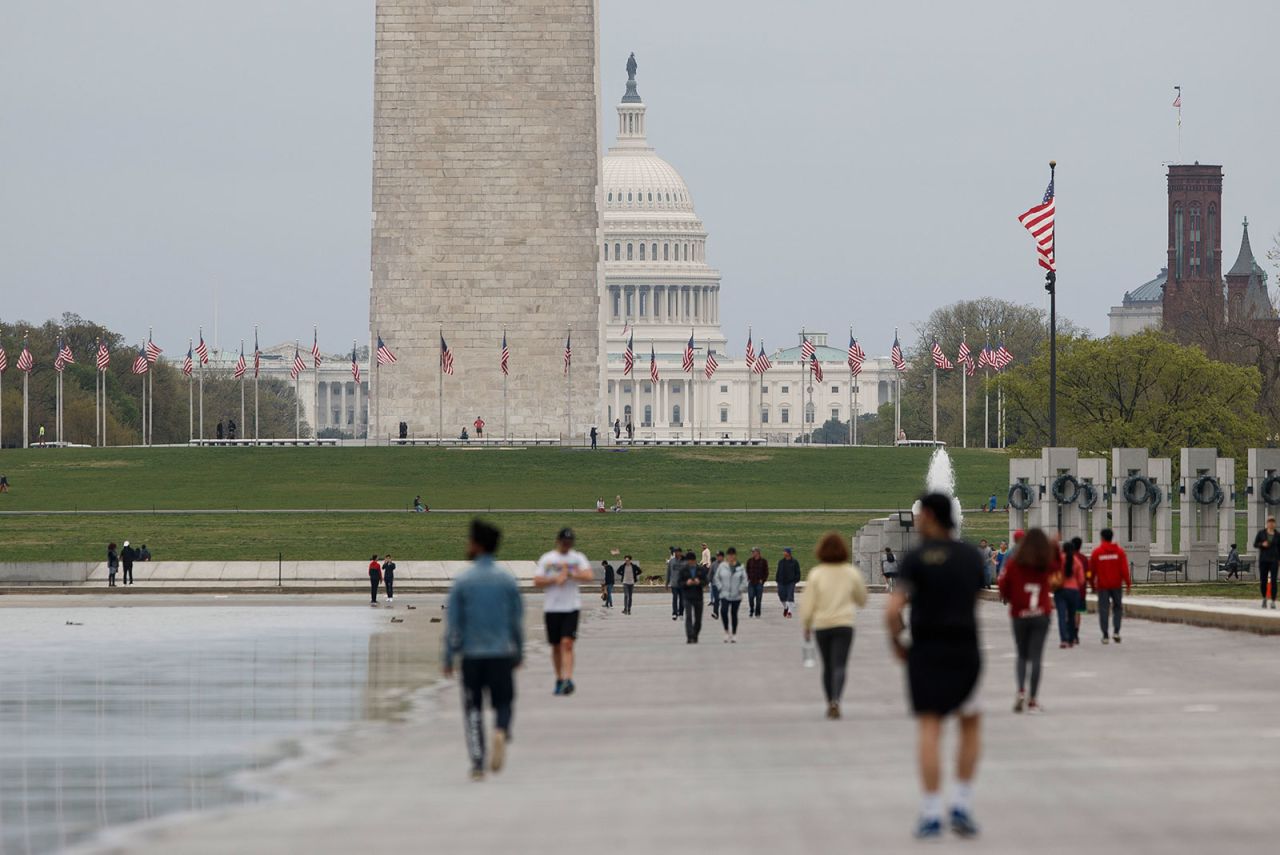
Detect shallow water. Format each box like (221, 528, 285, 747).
(0, 603, 427, 855)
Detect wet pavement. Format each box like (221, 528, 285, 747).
(92, 591, 1280, 855)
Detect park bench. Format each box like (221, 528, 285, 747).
(1146, 558, 1186, 582)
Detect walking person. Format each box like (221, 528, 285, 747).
(1089, 528, 1131, 643)
(881, 546, 899, 592)
(713, 548, 748, 642)
(367, 554, 382, 607)
(533, 528, 594, 696)
(745, 547, 769, 617)
(800, 532, 869, 719)
(443, 520, 523, 781)
(776, 547, 801, 618)
(601, 559, 615, 609)
(1054, 540, 1086, 648)
(382, 554, 397, 603)
(666, 546, 684, 620)
(121, 541, 136, 586)
(884, 493, 985, 839)
(613, 418, 621, 441)
(1254, 516, 1279, 609)
(107, 542, 119, 587)
(589, 426, 598, 449)
(678, 550, 709, 643)
(618, 555, 641, 614)
(998, 528, 1058, 713)
(0, 474, 9, 493)
(705, 546, 720, 619)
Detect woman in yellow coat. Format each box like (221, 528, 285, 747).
(799, 532, 869, 719)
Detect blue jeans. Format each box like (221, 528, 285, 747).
(604, 583, 614, 607)
(1054, 588, 1079, 643)
(747, 583, 764, 616)
(777, 582, 796, 609)
(710, 584, 720, 614)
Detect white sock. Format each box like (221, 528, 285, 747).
(920, 793, 943, 822)
(951, 782, 973, 813)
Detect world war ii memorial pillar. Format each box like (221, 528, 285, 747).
(1179, 448, 1226, 581)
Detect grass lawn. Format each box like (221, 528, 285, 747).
(0, 510, 1014, 565)
(1135, 583, 1263, 599)
(0, 446, 1010, 512)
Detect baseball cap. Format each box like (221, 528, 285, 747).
(557, 527, 576, 542)
(783, 547, 792, 554)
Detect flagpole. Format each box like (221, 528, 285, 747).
(93, 341, 99, 447)
(188, 339, 193, 443)
(253, 326, 259, 444)
(1046, 160, 1058, 448)
(437, 328, 443, 444)
(747, 326, 753, 443)
(984, 364, 990, 449)
(147, 327, 153, 446)
(141, 357, 147, 446)
(22, 365, 28, 449)
(567, 324, 573, 444)
(240, 339, 246, 443)
(502, 328, 508, 444)
(198, 327, 204, 442)
(294, 341, 301, 441)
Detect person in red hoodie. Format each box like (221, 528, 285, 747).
(997, 528, 1059, 713)
(1089, 528, 1131, 644)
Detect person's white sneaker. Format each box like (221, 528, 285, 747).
(723, 633, 730, 643)
(731, 635, 737, 644)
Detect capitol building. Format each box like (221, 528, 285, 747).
(601, 59, 899, 441)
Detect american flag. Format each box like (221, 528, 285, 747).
(501, 332, 510, 376)
(745, 333, 756, 373)
(682, 333, 694, 373)
(977, 344, 993, 369)
(1017, 178, 1056, 272)
(753, 341, 772, 374)
(0, 346, 6, 373)
(931, 340, 954, 370)
(253, 331, 261, 378)
(376, 335, 397, 366)
(131, 345, 149, 375)
(440, 335, 454, 375)
(650, 344, 659, 383)
(182, 346, 193, 377)
(800, 335, 815, 362)
(311, 330, 322, 368)
(289, 347, 305, 381)
(145, 336, 162, 363)
(890, 334, 906, 372)
(233, 344, 247, 380)
(195, 333, 209, 365)
(16, 339, 33, 372)
(994, 342, 1013, 370)
(622, 331, 634, 376)
(704, 349, 719, 380)
(55, 338, 75, 372)
(351, 345, 361, 383)
(957, 341, 972, 366)
(809, 354, 824, 382)
(847, 335, 864, 376)
(97, 340, 110, 371)
(563, 330, 572, 375)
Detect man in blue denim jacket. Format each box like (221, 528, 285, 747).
(443, 520, 524, 780)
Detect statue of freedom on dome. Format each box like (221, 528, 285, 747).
(626, 52, 637, 80)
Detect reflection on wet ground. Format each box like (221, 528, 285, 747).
(0, 598, 443, 855)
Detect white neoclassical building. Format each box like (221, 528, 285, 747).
(601, 60, 900, 442)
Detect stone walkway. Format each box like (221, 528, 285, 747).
(106, 594, 1278, 855)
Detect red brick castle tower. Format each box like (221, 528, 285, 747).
(1162, 164, 1223, 343)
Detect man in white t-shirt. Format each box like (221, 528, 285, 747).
(534, 527, 595, 696)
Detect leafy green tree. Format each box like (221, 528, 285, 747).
(1001, 330, 1264, 458)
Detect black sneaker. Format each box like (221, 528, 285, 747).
(950, 808, 980, 838)
(561, 680, 576, 696)
(554, 679, 565, 695)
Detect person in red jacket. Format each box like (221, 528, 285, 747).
(997, 528, 1059, 713)
(1088, 528, 1131, 644)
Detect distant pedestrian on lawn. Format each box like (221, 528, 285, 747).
(1223, 543, 1242, 579)
(589, 426, 598, 449)
(998, 528, 1057, 713)
(443, 519, 523, 781)
(139, 544, 152, 561)
(885, 493, 985, 840)
(382, 554, 397, 603)
(1254, 516, 1279, 609)
(618, 555, 641, 614)
(228, 419, 237, 440)
(1089, 528, 1131, 642)
(601, 559, 615, 608)
(625, 422, 634, 441)
(1055, 540, 1085, 648)
(881, 546, 898, 592)
(613, 495, 623, 513)
(666, 546, 684, 620)
(776, 547, 801, 618)
(613, 418, 621, 440)
(714, 548, 747, 642)
(987, 494, 997, 513)
(120, 541, 136, 586)
(367, 555, 382, 606)
(0, 474, 9, 493)
(534, 528, 594, 696)
(216, 421, 224, 440)
(473, 416, 485, 438)
(107, 542, 119, 587)
(800, 532, 869, 719)
(596, 497, 606, 513)
(745, 547, 769, 617)
(413, 495, 427, 513)
(678, 550, 709, 643)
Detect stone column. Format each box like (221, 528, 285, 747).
(613, 379, 621, 428)
(341, 381, 349, 433)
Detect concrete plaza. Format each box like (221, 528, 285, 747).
(109, 593, 1277, 855)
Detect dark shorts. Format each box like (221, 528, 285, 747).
(907, 641, 982, 716)
(544, 611, 580, 645)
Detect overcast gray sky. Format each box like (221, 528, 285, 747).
(3, 1, 1278, 356)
